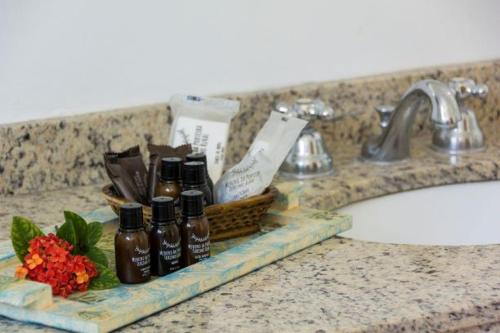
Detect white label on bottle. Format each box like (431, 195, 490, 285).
(160, 239, 181, 262)
(132, 246, 151, 277)
(188, 233, 210, 261)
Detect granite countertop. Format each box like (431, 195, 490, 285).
(1, 128, 499, 332)
(1, 59, 499, 332)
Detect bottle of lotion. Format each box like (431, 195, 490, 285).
(180, 190, 210, 267)
(149, 196, 181, 276)
(155, 157, 182, 206)
(115, 203, 151, 284)
(182, 162, 213, 206)
(186, 152, 214, 199)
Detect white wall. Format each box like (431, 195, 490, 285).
(1, 0, 500, 124)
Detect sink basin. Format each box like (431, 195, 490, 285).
(338, 181, 500, 246)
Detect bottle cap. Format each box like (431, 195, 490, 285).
(182, 161, 206, 186)
(151, 196, 176, 224)
(181, 190, 205, 217)
(160, 157, 182, 181)
(186, 152, 208, 164)
(119, 202, 144, 230)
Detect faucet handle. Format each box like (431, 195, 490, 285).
(375, 105, 395, 129)
(293, 98, 336, 120)
(274, 98, 336, 121)
(275, 98, 364, 122)
(449, 77, 488, 101)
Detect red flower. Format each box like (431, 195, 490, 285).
(15, 234, 99, 297)
(15, 265, 28, 279)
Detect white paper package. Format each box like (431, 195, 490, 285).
(214, 111, 308, 203)
(168, 95, 240, 182)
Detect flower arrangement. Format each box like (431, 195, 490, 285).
(11, 211, 119, 297)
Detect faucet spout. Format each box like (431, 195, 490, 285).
(361, 80, 462, 162)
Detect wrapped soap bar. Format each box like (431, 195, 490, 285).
(214, 112, 308, 203)
(168, 95, 240, 183)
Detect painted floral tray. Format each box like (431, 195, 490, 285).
(0, 206, 351, 333)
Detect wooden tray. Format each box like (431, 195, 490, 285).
(0, 206, 351, 333)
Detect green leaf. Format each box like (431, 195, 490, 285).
(89, 263, 120, 290)
(86, 222, 103, 247)
(11, 216, 45, 262)
(64, 211, 88, 253)
(56, 220, 77, 248)
(85, 246, 108, 267)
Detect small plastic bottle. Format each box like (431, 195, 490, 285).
(155, 157, 182, 207)
(149, 197, 181, 276)
(115, 203, 151, 284)
(182, 161, 213, 206)
(186, 152, 214, 198)
(180, 190, 210, 267)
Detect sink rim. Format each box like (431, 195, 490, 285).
(336, 180, 500, 246)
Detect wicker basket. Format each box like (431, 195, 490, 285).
(102, 184, 277, 241)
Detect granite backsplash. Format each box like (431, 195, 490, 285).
(1, 59, 499, 196)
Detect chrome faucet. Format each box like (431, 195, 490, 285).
(361, 78, 487, 162)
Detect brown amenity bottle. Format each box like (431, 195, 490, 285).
(155, 157, 182, 207)
(115, 203, 151, 284)
(180, 190, 210, 267)
(186, 152, 214, 199)
(149, 196, 181, 276)
(182, 161, 213, 206)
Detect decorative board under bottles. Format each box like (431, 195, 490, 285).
(0, 206, 351, 333)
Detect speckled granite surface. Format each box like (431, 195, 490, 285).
(1, 129, 500, 332)
(0, 104, 170, 195)
(0, 184, 106, 243)
(1, 60, 500, 332)
(1, 60, 499, 195)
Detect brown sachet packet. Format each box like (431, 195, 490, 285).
(147, 144, 192, 203)
(104, 155, 141, 202)
(104, 145, 149, 204)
